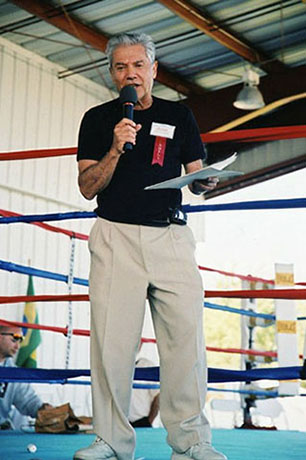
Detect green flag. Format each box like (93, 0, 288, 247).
(16, 275, 41, 368)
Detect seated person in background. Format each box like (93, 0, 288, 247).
(129, 354, 160, 428)
(0, 325, 52, 430)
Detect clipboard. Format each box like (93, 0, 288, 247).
(145, 153, 243, 190)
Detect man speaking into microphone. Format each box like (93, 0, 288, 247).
(119, 85, 138, 151)
(75, 33, 226, 460)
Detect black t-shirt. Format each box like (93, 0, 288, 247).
(77, 96, 205, 224)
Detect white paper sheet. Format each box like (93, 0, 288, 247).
(145, 153, 242, 190)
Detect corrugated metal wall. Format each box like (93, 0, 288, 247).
(0, 36, 112, 415)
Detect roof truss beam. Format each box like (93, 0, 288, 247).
(10, 0, 205, 96)
(158, 0, 287, 73)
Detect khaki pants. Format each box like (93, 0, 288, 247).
(89, 218, 211, 460)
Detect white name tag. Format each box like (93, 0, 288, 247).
(150, 122, 176, 139)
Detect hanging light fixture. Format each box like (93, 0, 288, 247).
(233, 68, 265, 110)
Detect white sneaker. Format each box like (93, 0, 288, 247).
(74, 436, 117, 460)
(171, 442, 227, 460)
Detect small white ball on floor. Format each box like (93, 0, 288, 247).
(27, 443, 37, 453)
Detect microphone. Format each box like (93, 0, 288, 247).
(119, 85, 138, 151)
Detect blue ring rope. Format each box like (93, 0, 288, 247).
(0, 260, 88, 286)
(207, 387, 279, 397)
(2, 259, 305, 320)
(204, 302, 275, 321)
(0, 211, 96, 224)
(183, 198, 306, 213)
(1, 198, 306, 224)
(63, 382, 161, 389)
(66, 384, 279, 396)
(0, 365, 303, 384)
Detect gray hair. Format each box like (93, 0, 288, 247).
(106, 32, 156, 67)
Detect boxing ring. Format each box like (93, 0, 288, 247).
(1, 125, 306, 459)
(1, 427, 306, 460)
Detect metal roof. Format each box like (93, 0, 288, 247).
(0, 0, 305, 101)
(0, 0, 306, 196)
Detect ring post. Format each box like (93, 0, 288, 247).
(275, 263, 299, 395)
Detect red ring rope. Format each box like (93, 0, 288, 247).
(4, 319, 301, 359)
(1, 289, 306, 304)
(1, 126, 305, 160)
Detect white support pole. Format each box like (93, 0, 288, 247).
(274, 263, 299, 395)
(65, 236, 76, 369)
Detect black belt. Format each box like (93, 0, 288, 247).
(141, 219, 170, 227)
(141, 208, 187, 227)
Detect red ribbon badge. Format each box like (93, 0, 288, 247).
(152, 136, 166, 167)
